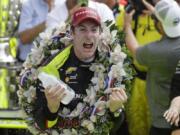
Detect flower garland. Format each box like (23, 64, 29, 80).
(17, 21, 134, 135)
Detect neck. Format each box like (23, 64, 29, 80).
(81, 56, 95, 63)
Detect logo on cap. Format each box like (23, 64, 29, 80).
(72, 7, 101, 26)
(173, 17, 180, 26)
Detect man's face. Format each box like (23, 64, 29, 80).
(72, 20, 101, 61)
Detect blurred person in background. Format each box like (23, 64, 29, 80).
(17, 0, 61, 62)
(46, 0, 115, 29)
(124, 0, 180, 135)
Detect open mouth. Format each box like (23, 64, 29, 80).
(83, 43, 93, 49)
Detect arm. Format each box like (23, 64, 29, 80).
(19, 22, 46, 44)
(34, 84, 66, 129)
(124, 10, 139, 57)
(18, 0, 54, 44)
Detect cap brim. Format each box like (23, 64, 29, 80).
(73, 16, 101, 27)
(162, 23, 180, 38)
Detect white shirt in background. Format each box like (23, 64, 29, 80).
(46, 0, 115, 29)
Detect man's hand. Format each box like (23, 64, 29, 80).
(164, 107, 180, 126)
(163, 96, 180, 126)
(44, 84, 66, 113)
(124, 9, 135, 29)
(108, 88, 128, 112)
(142, 0, 155, 15)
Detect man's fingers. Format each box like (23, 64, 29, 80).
(164, 110, 169, 117)
(175, 116, 180, 126)
(142, 0, 155, 13)
(130, 9, 135, 16)
(164, 109, 180, 126)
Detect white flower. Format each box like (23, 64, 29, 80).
(60, 37, 72, 46)
(31, 68, 39, 80)
(90, 63, 105, 73)
(110, 45, 127, 64)
(84, 87, 96, 106)
(108, 64, 126, 80)
(23, 58, 33, 69)
(39, 30, 53, 43)
(100, 23, 111, 45)
(53, 22, 67, 36)
(90, 115, 97, 123)
(114, 44, 121, 53)
(51, 130, 59, 135)
(70, 103, 85, 117)
(17, 89, 24, 100)
(23, 86, 36, 103)
(94, 100, 107, 116)
(81, 120, 94, 133)
(61, 107, 71, 116)
(26, 46, 44, 66)
(111, 30, 118, 43)
(90, 77, 100, 91)
(99, 23, 117, 50)
(62, 130, 72, 135)
(50, 49, 59, 55)
(91, 74, 105, 90)
(71, 129, 78, 135)
(29, 47, 44, 65)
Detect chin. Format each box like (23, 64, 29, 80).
(82, 53, 94, 61)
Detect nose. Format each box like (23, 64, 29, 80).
(84, 30, 94, 39)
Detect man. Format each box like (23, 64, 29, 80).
(17, 0, 60, 62)
(46, 0, 115, 29)
(124, 0, 180, 135)
(31, 7, 128, 134)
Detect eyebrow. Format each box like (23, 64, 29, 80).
(78, 24, 99, 28)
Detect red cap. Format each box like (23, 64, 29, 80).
(72, 7, 101, 26)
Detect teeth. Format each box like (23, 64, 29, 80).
(83, 43, 93, 48)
